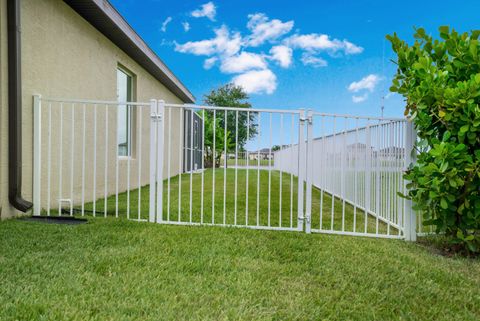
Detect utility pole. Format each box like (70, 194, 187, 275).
(381, 95, 385, 118)
(381, 38, 385, 119)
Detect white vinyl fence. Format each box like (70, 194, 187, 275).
(33, 95, 417, 240)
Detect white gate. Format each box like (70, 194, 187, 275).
(33, 96, 416, 240)
(157, 102, 304, 232)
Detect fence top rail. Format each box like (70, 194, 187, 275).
(311, 111, 407, 122)
(39, 97, 151, 107)
(37, 96, 408, 121)
(165, 103, 302, 114)
(312, 119, 407, 142)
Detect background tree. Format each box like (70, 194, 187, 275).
(388, 26, 480, 254)
(201, 111, 235, 168)
(203, 84, 257, 151)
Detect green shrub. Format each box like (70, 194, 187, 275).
(388, 26, 480, 253)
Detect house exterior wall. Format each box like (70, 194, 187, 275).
(1, 0, 188, 219)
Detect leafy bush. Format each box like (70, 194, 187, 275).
(388, 26, 480, 253)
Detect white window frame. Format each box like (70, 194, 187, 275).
(117, 66, 135, 159)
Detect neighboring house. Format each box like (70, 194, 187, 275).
(248, 148, 274, 160)
(378, 146, 405, 160)
(0, 0, 195, 219)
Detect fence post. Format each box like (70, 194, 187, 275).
(304, 110, 313, 233)
(365, 121, 371, 213)
(33, 94, 42, 216)
(297, 109, 306, 232)
(156, 100, 165, 223)
(149, 99, 157, 223)
(403, 120, 417, 241)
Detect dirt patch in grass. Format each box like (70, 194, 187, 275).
(417, 235, 479, 259)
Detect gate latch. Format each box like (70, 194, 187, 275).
(298, 214, 311, 223)
(150, 113, 162, 121)
(299, 114, 313, 125)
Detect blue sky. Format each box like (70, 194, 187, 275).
(110, 0, 480, 119)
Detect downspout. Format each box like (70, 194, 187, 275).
(7, 0, 32, 212)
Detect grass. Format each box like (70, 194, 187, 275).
(222, 158, 273, 166)
(1, 218, 479, 320)
(76, 169, 396, 236)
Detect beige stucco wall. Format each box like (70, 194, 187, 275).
(1, 0, 189, 218)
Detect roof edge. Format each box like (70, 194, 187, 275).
(64, 0, 195, 103)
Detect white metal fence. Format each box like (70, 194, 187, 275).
(32, 96, 165, 222)
(275, 112, 416, 239)
(33, 95, 417, 240)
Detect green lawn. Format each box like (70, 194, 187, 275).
(1, 218, 479, 320)
(77, 169, 396, 236)
(221, 158, 273, 167)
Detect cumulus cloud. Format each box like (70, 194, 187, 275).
(245, 13, 294, 47)
(220, 52, 267, 73)
(301, 53, 327, 67)
(233, 69, 277, 94)
(343, 40, 364, 54)
(269, 45, 292, 68)
(286, 33, 363, 55)
(174, 25, 241, 57)
(174, 9, 365, 96)
(182, 22, 190, 32)
(348, 74, 381, 93)
(203, 57, 218, 69)
(348, 74, 382, 103)
(191, 2, 216, 21)
(352, 93, 368, 103)
(161, 17, 172, 32)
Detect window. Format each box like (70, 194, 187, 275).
(117, 67, 134, 157)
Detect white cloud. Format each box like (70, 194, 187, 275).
(286, 33, 363, 55)
(203, 57, 218, 69)
(246, 13, 294, 47)
(191, 2, 216, 21)
(220, 52, 267, 73)
(174, 12, 365, 96)
(232, 69, 277, 94)
(301, 53, 327, 67)
(348, 74, 381, 93)
(161, 17, 172, 32)
(348, 74, 382, 103)
(269, 45, 292, 68)
(182, 22, 190, 32)
(174, 25, 242, 56)
(352, 93, 368, 103)
(343, 40, 364, 54)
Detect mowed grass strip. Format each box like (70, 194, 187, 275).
(79, 169, 397, 235)
(0, 218, 479, 320)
